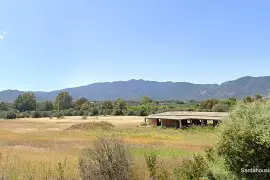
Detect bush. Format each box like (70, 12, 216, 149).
(79, 136, 132, 180)
(31, 111, 42, 118)
(90, 108, 99, 116)
(79, 110, 85, 116)
(42, 111, 52, 117)
(0, 111, 7, 119)
(144, 148, 158, 179)
(54, 111, 64, 119)
(5, 110, 17, 119)
(138, 109, 148, 116)
(212, 103, 229, 112)
(173, 155, 209, 180)
(204, 148, 237, 180)
(102, 109, 112, 116)
(23, 111, 31, 118)
(62, 109, 73, 116)
(127, 109, 135, 116)
(216, 100, 270, 179)
(112, 109, 124, 116)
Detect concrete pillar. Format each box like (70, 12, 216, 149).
(144, 118, 146, 125)
(179, 120, 182, 129)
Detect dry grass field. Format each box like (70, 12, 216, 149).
(0, 116, 218, 179)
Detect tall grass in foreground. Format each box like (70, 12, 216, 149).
(0, 150, 79, 180)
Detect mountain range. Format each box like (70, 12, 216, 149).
(1, 76, 270, 102)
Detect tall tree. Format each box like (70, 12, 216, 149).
(199, 99, 218, 110)
(114, 99, 127, 110)
(74, 98, 89, 110)
(0, 102, 9, 111)
(37, 101, 54, 111)
(141, 96, 153, 105)
(55, 92, 73, 110)
(14, 93, 37, 112)
(102, 101, 114, 109)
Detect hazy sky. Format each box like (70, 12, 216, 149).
(0, 0, 270, 91)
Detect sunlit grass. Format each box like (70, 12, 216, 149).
(0, 117, 218, 179)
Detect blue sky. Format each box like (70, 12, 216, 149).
(0, 0, 270, 91)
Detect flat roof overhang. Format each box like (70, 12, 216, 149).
(146, 111, 229, 121)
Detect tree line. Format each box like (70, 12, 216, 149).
(0, 92, 264, 119)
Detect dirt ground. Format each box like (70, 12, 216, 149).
(0, 116, 145, 132)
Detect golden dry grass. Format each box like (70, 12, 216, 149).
(0, 116, 217, 179)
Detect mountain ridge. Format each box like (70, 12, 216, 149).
(1, 76, 270, 102)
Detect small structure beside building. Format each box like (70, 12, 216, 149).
(145, 111, 229, 129)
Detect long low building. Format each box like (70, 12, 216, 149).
(145, 111, 229, 129)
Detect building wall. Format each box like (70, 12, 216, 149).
(162, 119, 177, 128)
(151, 119, 158, 126)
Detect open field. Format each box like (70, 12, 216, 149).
(0, 116, 218, 179)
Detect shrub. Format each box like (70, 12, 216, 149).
(62, 109, 73, 116)
(42, 111, 52, 117)
(17, 112, 31, 118)
(16, 113, 24, 118)
(72, 110, 78, 116)
(79, 136, 132, 180)
(5, 110, 16, 119)
(78, 110, 85, 116)
(127, 109, 135, 116)
(23, 111, 30, 118)
(90, 108, 99, 116)
(204, 148, 237, 180)
(31, 111, 42, 118)
(138, 109, 148, 116)
(102, 109, 112, 116)
(54, 111, 64, 119)
(112, 109, 124, 116)
(144, 148, 158, 179)
(212, 103, 229, 112)
(216, 100, 270, 179)
(0, 111, 7, 119)
(173, 155, 209, 180)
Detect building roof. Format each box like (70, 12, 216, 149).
(147, 111, 229, 121)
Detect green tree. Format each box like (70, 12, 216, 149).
(37, 101, 54, 111)
(141, 96, 153, 105)
(199, 99, 218, 110)
(74, 98, 89, 110)
(228, 97, 237, 107)
(55, 92, 73, 110)
(14, 93, 37, 112)
(81, 102, 91, 111)
(243, 96, 253, 103)
(254, 94, 263, 101)
(212, 103, 229, 112)
(0, 102, 9, 111)
(216, 100, 270, 179)
(102, 101, 114, 110)
(114, 99, 127, 110)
